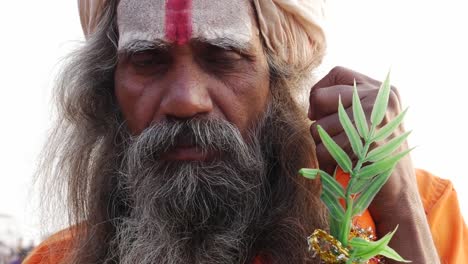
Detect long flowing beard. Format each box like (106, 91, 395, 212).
(113, 117, 270, 264)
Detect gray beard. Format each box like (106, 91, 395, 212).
(112, 117, 270, 264)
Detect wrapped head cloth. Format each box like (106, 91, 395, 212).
(78, 0, 326, 71)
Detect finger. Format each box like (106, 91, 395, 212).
(311, 105, 369, 144)
(310, 113, 343, 145)
(309, 85, 353, 120)
(312, 66, 381, 90)
(309, 85, 375, 120)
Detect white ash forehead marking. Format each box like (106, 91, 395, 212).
(117, 0, 166, 48)
(117, 0, 253, 49)
(191, 0, 252, 46)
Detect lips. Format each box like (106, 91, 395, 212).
(163, 145, 213, 161)
(162, 134, 215, 161)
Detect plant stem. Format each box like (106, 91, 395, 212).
(354, 126, 375, 172)
(339, 127, 376, 246)
(340, 198, 353, 246)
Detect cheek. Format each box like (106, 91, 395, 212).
(214, 70, 270, 136)
(114, 66, 162, 134)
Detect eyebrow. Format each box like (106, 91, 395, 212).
(118, 39, 171, 54)
(118, 37, 255, 55)
(193, 37, 254, 54)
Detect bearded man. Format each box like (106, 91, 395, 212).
(25, 0, 467, 263)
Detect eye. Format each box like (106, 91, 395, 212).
(129, 50, 169, 68)
(198, 48, 246, 74)
(208, 49, 243, 62)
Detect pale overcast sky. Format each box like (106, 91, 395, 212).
(1, 1, 467, 243)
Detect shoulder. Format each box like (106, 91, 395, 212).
(415, 168, 468, 263)
(23, 228, 75, 264)
(414, 168, 452, 214)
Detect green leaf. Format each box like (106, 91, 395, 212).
(321, 171, 346, 198)
(338, 96, 364, 158)
(352, 80, 369, 140)
(356, 148, 413, 179)
(299, 169, 345, 198)
(372, 108, 408, 142)
(352, 169, 393, 216)
(339, 206, 353, 246)
(349, 237, 371, 247)
(329, 215, 342, 239)
(370, 71, 392, 127)
(320, 188, 345, 220)
(380, 245, 412, 262)
(317, 125, 353, 173)
(350, 237, 411, 262)
(350, 178, 372, 195)
(365, 131, 411, 162)
(348, 238, 381, 256)
(299, 168, 319, 179)
(349, 226, 398, 260)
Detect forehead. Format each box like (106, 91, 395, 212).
(117, 0, 253, 48)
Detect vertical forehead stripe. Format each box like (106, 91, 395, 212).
(165, 0, 193, 45)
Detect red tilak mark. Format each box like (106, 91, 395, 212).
(165, 0, 193, 45)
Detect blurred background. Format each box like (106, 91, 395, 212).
(0, 1, 467, 262)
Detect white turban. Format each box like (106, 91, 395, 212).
(78, 0, 326, 70)
(78, 0, 107, 38)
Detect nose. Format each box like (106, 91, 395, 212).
(159, 61, 213, 120)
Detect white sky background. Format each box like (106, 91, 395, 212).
(0, 1, 467, 243)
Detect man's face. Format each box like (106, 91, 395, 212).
(114, 0, 270, 161)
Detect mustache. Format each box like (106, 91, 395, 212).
(124, 118, 259, 164)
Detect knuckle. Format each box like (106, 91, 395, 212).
(329, 66, 346, 76)
(390, 85, 399, 93)
(380, 111, 400, 129)
(390, 86, 401, 99)
(330, 66, 352, 75)
(329, 66, 351, 82)
(309, 88, 323, 103)
(388, 89, 402, 110)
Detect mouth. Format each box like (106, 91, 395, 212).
(163, 144, 215, 162)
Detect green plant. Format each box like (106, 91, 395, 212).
(299, 73, 411, 263)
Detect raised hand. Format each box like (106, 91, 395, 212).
(308, 66, 439, 263)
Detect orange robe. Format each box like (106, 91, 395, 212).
(24, 169, 468, 263)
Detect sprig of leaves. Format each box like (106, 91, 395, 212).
(299, 72, 411, 263)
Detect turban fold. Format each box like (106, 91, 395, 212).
(253, 0, 326, 69)
(78, 0, 107, 38)
(78, 0, 326, 70)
